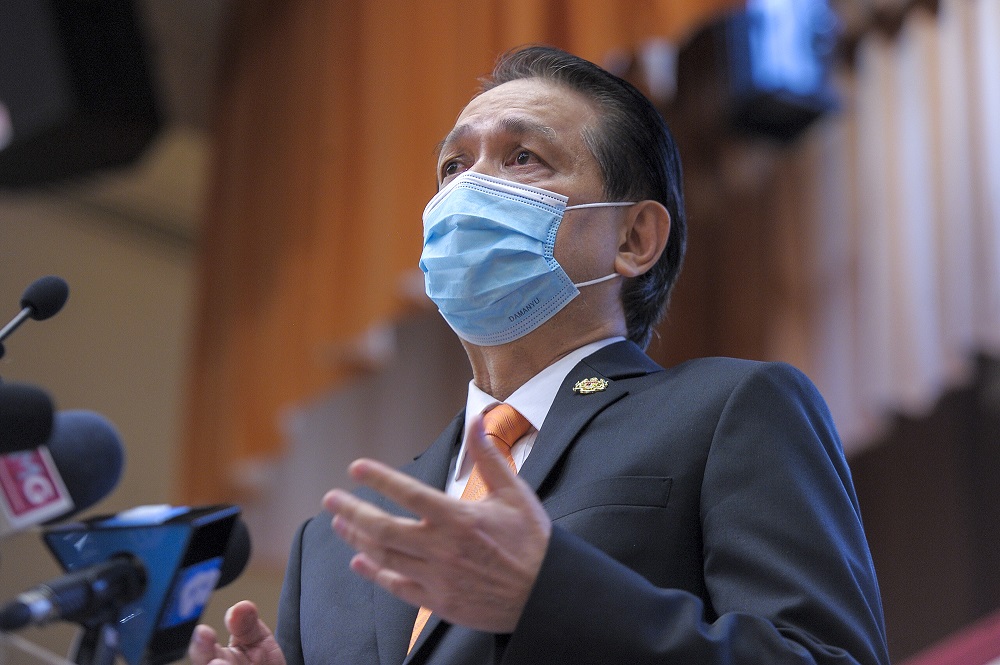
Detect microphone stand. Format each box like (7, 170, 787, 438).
(70, 610, 121, 665)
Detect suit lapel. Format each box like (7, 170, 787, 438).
(518, 340, 662, 494)
(376, 412, 463, 665)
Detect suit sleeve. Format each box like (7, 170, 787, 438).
(275, 519, 308, 665)
(503, 362, 889, 665)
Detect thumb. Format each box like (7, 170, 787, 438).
(225, 600, 271, 646)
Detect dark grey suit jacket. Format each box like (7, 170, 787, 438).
(275, 341, 889, 665)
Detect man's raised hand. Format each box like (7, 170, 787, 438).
(323, 413, 552, 633)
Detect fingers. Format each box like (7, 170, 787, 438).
(465, 413, 522, 495)
(189, 601, 285, 665)
(322, 412, 527, 561)
(322, 420, 553, 633)
(188, 624, 221, 665)
(323, 464, 463, 571)
(349, 552, 426, 607)
(324, 488, 427, 564)
(326, 413, 520, 524)
(225, 601, 271, 647)
(339, 458, 456, 523)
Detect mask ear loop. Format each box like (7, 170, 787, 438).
(574, 273, 620, 288)
(565, 201, 634, 288)
(564, 202, 633, 288)
(565, 201, 636, 210)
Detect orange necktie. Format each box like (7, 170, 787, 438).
(407, 403, 532, 653)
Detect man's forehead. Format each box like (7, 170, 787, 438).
(438, 116, 558, 153)
(437, 79, 598, 154)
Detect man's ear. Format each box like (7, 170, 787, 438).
(614, 200, 671, 278)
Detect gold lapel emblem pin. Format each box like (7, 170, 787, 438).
(573, 377, 609, 394)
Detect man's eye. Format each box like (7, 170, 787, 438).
(514, 150, 534, 165)
(442, 161, 461, 176)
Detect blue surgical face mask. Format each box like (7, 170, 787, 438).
(419, 171, 634, 346)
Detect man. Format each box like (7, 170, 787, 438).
(190, 45, 889, 665)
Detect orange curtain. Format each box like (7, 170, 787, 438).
(180, 0, 744, 504)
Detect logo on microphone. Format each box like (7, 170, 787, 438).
(159, 557, 223, 628)
(0, 448, 73, 526)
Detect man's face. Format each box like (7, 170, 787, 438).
(435, 78, 624, 285)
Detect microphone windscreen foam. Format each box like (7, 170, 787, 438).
(46, 410, 125, 520)
(20, 275, 69, 321)
(0, 382, 54, 454)
(217, 517, 252, 589)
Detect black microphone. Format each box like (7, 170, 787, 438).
(216, 514, 252, 589)
(0, 410, 125, 537)
(0, 554, 147, 630)
(0, 381, 54, 454)
(20, 275, 70, 321)
(42, 410, 126, 522)
(5, 505, 251, 665)
(0, 276, 70, 358)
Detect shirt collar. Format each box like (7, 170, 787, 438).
(459, 336, 624, 467)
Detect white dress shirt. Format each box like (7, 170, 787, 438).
(445, 337, 624, 498)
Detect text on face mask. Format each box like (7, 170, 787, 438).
(509, 297, 542, 323)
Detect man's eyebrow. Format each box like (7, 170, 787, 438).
(436, 117, 558, 156)
(435, 125, 469, 157)
(497, 116, 558, 142)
